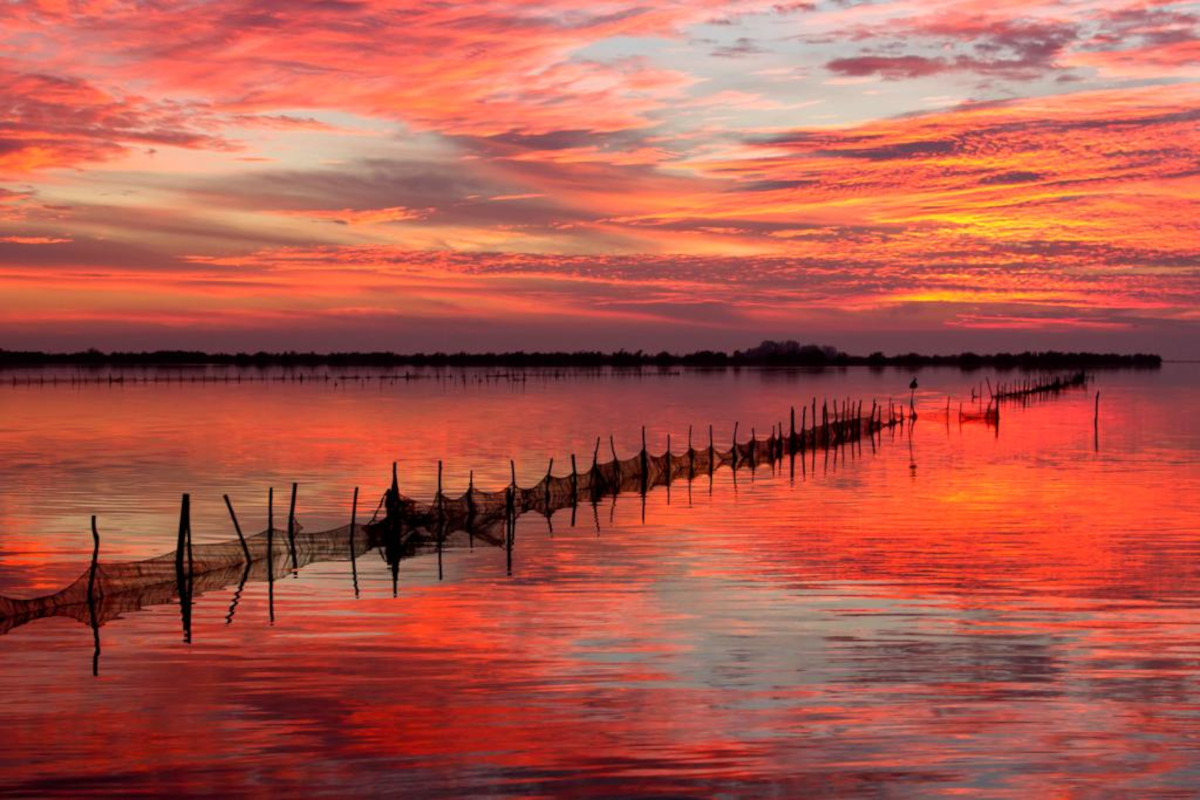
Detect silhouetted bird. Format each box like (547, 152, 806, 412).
(909, 377, 918, 390)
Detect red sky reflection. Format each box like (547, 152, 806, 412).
(0, 0, 1197, 354)
(1, 369, 1199, 795)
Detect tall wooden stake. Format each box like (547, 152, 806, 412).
(224, 494, 252, 563)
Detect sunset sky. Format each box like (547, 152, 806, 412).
(1, 0, 1197, 355)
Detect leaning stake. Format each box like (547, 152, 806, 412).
(223, 494, 252, 563)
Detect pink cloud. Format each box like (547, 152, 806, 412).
(0, 235, 71, 244)
(270, 206, 432, 225)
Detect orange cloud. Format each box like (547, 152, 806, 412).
(0, 235, 71, 244)
(0, 0, 1197, 351)
(271, 206, 432, 226)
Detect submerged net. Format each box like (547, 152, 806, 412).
(993, 370, 1089, 402)
(1, 402, 900, 636)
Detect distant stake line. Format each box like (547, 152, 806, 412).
(0, 374, 1090, 648)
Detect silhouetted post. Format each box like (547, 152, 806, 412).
(175, 493, 189, 589)
(731, 422, 739, 469)
(466, 469, 477, 525)
(176, 493, 192, 642)
(436, 463, 445, 579)
(287, 482, 298, 570)
(505, 487, 514, 576)
(87, 515, 101, 601)
(267, 487, 275, 623)
(436, 460, 447, 551)
(687, 425, 695, 480)
(708, 424, 715, 477)
(224, 494, 252, 563)
(88, 515, 101, 676)
(508, 459, 517, 519)
(1094, 391, 1100, 430)
(591, 436, 603, 498)
(640, 427, 648, 496)
(545, 458, 554, 509)
(349, 487, 360, 598)
(665, 433, 672, 487)
(790, 406, 796, 450)
(788, 423, 796, 481)
(570, 455, 578, 506)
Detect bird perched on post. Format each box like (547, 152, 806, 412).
(909, 377, 918, 416)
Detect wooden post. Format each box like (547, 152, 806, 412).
(89, 515, 101, 676)
(467, 469, 476, 519)
(790, 406, 796, 450)
(175, 493, 189, 586)
(223, 494, 252, 563)
(731, 422, 739, 469)
(436, 460, 445, 544)
(688, 424, 695, 479)
(176, 493, 193, 642)
(708, 424, 714, 476)
(666, 433, 672, 481)
(640, 427, 648, 495)
(1094, 391, 1100, 430)
(267, 487, 275, 623)
(287, 482, 298, 569)
(570, 455, 578, 506)
(349, 486, 359, 598)
(505, 486, 515, 576)
(87, 515, 101, 601)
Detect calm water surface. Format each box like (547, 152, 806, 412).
(1, 366, 1199, 797)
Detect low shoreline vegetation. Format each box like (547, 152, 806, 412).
(0, 342, 1162, 370)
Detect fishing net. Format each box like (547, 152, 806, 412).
(1, 404, 897, 636)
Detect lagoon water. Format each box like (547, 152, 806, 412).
(1, 365, 1199, 796)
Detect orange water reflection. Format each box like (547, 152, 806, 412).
(1, 366, 1199, 796)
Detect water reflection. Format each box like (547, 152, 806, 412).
(1, 399, 897, 673)
(0, 366, 1198, 796)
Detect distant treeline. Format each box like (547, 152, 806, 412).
(0, 342, 1163, 370)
